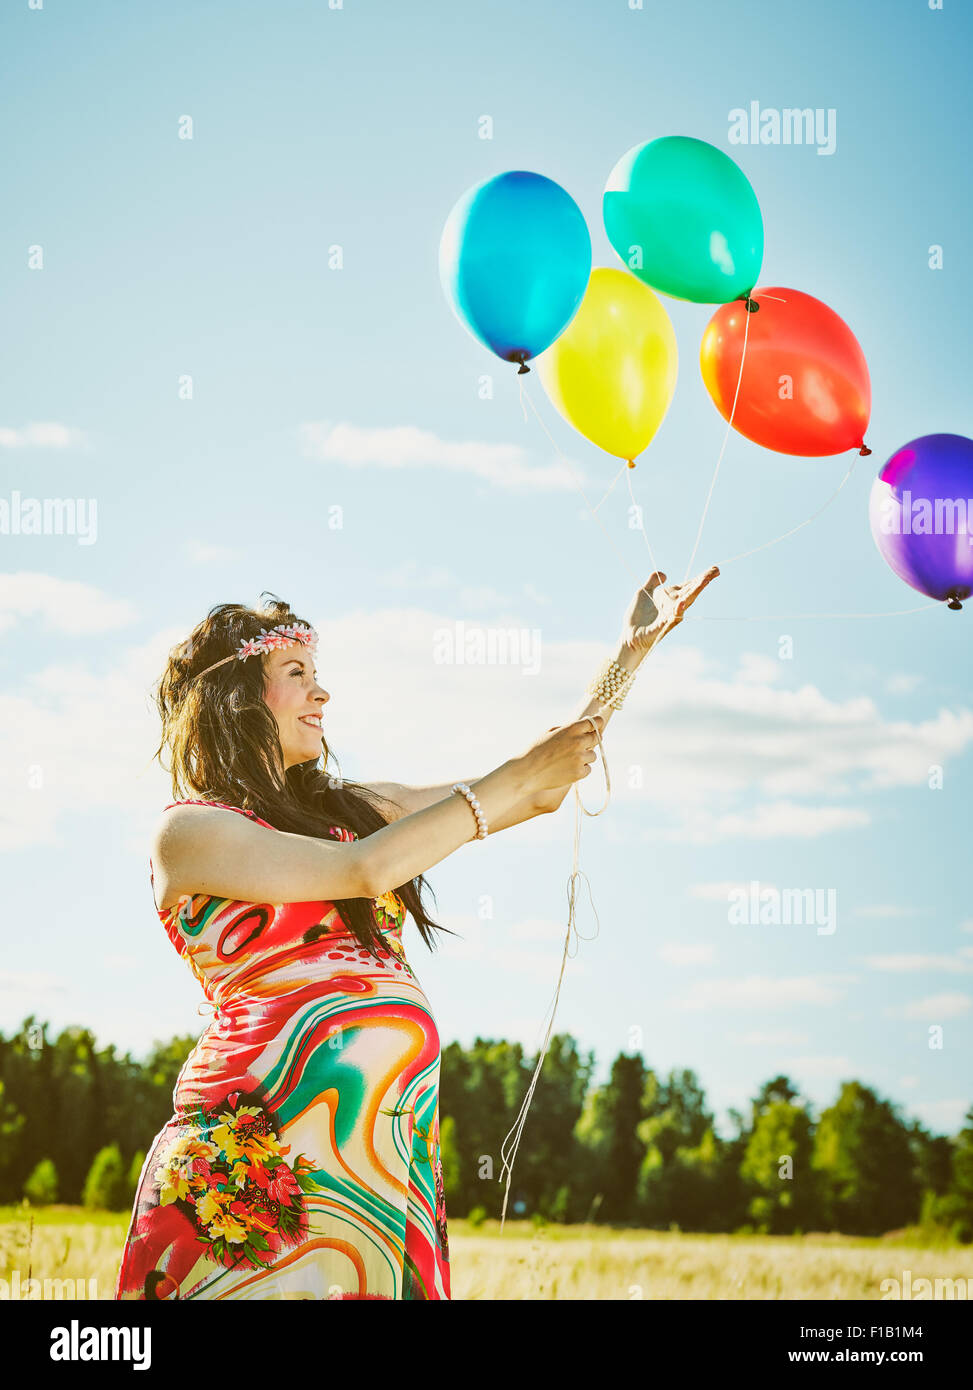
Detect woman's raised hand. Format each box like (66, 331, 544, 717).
(515, 715, 605, 794)
(621, 567, 720, 655)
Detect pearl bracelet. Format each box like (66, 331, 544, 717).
(451, 782, 489, 839)
(586, 656, 638, 711)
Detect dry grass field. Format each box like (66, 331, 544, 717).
(2, 1207, 971, 1300)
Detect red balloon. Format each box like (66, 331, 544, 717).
(699, 286, 871, 457)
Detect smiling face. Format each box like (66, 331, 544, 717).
(261, 643, 330, 770)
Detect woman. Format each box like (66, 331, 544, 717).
(115, 568, 716, 1301)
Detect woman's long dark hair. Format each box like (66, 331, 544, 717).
(153, 593, 454, 955)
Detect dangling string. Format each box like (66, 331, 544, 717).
(497, 714, 608, 1231)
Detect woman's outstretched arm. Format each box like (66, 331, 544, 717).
(360, 777, 554, 832)
(528, 639, 642, 812)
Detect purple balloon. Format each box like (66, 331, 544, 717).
(868, 433, 973, 609)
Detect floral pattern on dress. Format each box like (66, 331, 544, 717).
(152, 1091, 323, 1275)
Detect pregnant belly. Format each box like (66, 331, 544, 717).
(172, 961, 442, 1127)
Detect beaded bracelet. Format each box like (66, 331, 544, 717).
(451, 782, 489, 839)
(586, 656, 638, 711)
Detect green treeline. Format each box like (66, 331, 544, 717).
(2, 1018, 971, 1240)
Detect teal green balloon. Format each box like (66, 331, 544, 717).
(603, 136, 763, 304)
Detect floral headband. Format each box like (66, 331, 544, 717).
(189, 622, 319, 680)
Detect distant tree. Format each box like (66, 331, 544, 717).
(0, 1080, 26, 1201)
(741, 1099, 819, 1233)
(907, 1120, 954, 1198)
(82, 1142, 128, 1211)
(574, 1053, 649, 1221)
(439, 1116, 461, 1203)
(503, 1035, 592, 1220)
(439, 1037, 524, 1217)
(664, 1123, 729, 1230)
(23, 1157, 59, 1205)
(751, 1075, 802, 1114)
(926, 1106, 973, 1242)
(636, 1069, 729, 1229)
(812, 1082, 920, 1234)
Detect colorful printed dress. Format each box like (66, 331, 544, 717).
(115, 800, 450, 1300)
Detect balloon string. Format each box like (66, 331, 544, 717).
(506, 300, 934, 1222)
(519, 375, 662, 606)
(592, 460, 630, 514)
(680, 294, 753, 586)
(497, 716, 607, 1233)
(685, 601, 940, 622)
(593, 295, 941, 623)
(717, 455, 857, 567)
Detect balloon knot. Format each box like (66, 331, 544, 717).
(858, 444, 872, 457)
(626, 459, 636, 470)
(743, 296, 759, 313)
(947, 592, 964, 611)
(515, 353, 530, 375)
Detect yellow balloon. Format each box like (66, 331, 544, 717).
(534, 265, 678, 465)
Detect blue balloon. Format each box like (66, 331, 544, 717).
(439, 171, 591, 371)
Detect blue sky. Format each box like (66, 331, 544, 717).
(1, 0, 971, 1141)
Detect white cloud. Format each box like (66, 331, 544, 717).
(730, 1029, 811, 1046)
(3, 586, 972, 864)
(439, 914, 587, 985)
(0, 622, 180, 850)
(523, 583, 551, 606)
(0, 970, 67, 995)
(853, 904, 922, 918)
(782, 1055, 855, 1078)
(735, 653, 782, 686)
(863, 954, 972, 974)
(458, 585, 514, 610)
(689, 880, 779, 900)
(674, 974, 857, 1011)
(885, 673, 923, 695)
(183, 541, 240, 565)
(0, 423, 86, 450)
(665, 801, 870, 844)
(0, 571, 137, 635)
(102, 954, 140, 972)
(658, 943, 715, 965)
(508, 918, 571, 943)
(375, 561, 454, 591)
(298, 421, 585, 492)
(901, 993, 971, 1020)
(909, 1099, 971, 1135)
(620, 644, 973, 814)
